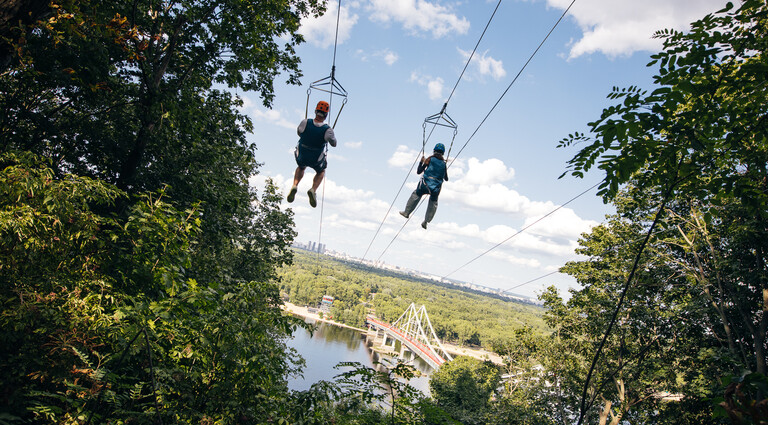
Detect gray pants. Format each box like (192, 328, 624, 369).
(403, 181, 439, 223)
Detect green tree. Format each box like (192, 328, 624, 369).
(430, 356, 501, 425)
(280, 250, 549, 347)
(0, 0, 316, 285)
(0, 153, 308, 423)
(545, 195, 726, 424)
(558, 1, 768, 422)
(490, 327, 559, 425)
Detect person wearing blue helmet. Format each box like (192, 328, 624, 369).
(399, 143, 449, 229)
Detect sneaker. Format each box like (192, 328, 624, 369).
(399, 211, 409, 218)
(287, 186, 297, 203)
(307, 189, 317, 208)
(421, 221, 428, 229)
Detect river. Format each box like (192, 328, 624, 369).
(286, 318, 433, 395)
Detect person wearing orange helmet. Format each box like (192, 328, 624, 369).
(287, 100, 337, 208)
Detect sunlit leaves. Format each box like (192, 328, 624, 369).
(559, 1, 768, 213)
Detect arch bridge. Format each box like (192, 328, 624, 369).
(366, 303, 453, 369)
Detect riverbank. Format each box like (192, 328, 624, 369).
(282, 301, 368, 332)
(281, 302, 504, 365)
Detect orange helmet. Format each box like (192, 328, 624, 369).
(315, 101, 330, 114)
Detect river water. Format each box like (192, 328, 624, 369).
(286, 318, 433, 395)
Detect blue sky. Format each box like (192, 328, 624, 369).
(244, 0, 730, 299)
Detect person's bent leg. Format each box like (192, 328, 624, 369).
(307, 169, 324, 208)
(293, 167, 305, 187)
(288, 167, 304, 203)
(405, 190, 424, 215)
(424, 193, 439, 223)
(311, 170, 325, 192)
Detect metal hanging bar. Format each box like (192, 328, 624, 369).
(424, 102, 458, 130)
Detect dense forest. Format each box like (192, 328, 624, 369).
(279, 250, 549, 348)
(1, 0, 767, 424)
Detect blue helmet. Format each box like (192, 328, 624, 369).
(434, 143, 446, 153)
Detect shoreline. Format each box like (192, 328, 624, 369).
(281, 301, 504, 366)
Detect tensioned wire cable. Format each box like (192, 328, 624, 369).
(374, 0, 578, 263)
(361, 0, 503, 260)
(376, 197, 428, 262)
(449, 0, 576, 167)
(316, 0, 344, 263)
(446, 0, 503, 105)
(498, 226, 680, 294)
(443, 180, 599, 280)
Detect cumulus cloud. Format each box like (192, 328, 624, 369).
(250, 174, 392, 227)
(388, 145, 421, 169)
(497, 231, 580, 258)
(344, 141, 363, 149)
(410, 71, 445, 101)
(546, 0, 731, 58)
(458, 48, 506, 81)
(300, 0, 359, 48)
(442, 157, 553, 216)
(461, 158, 515, 185)
(523, 208, 598, 240)
(368, 0, 470, 38)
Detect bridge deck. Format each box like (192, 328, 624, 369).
(367, 317, 445, 367)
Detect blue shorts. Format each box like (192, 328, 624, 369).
(295, 144, 327, 173)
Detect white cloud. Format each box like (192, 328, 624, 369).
(383, 51, 399, 66)
(546, 0, 731, 58)
(487, 251, 542, 268)
(251, 174, 393, 227)
(325, 215, 380, 231)
(481, 224, 518, 245)
(442, 156, 551, 216)
(410, 71, 444, 101)
(523, 208, 598, 240)
(300, 0, 359, 48)
(236, 94, 296, 129)
(461, 158, 515, 185)
(251, 107, 296, 130)
(458, 48, 506, 81)
(368, 0, 470, 38)
(357, 48, 399, 65)
(432, 221, 482, 238)
(344, 141, 363, 149)
(388, 145, 421, 169)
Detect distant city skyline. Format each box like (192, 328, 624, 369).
(293, 241, 541, 304)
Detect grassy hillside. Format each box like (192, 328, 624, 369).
(279, 249, 549, 349)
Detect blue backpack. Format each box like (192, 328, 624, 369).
(422, 156, 446, 193)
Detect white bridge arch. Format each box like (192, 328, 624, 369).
(366, 303, 453, 369)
